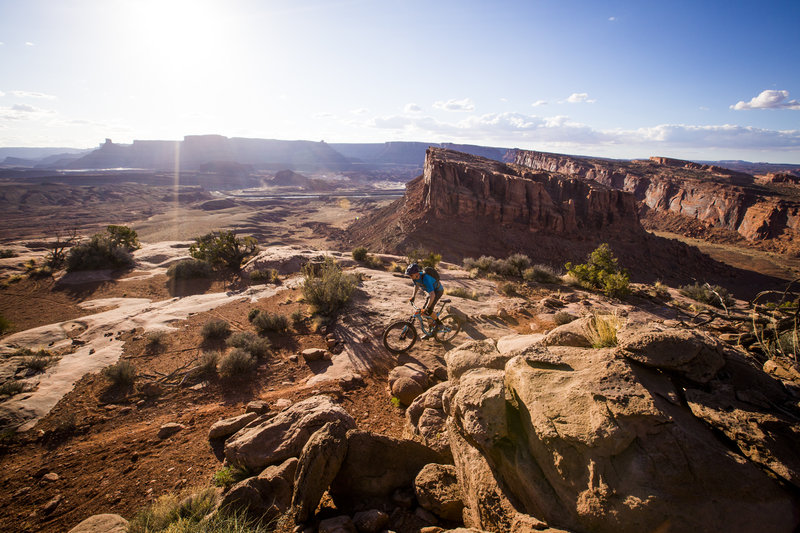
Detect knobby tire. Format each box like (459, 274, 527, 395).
(383, 320, 418, 353)
(434, 315, 460, 343)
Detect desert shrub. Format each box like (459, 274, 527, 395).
(302, 257, 357, 315)
(290, 309, 306, 327)
(505, 253, 531, 277)
(145, 331, 168, 351)
(247, 308, 261, 322)
(22, 354, 54, 373)
(66, 233, 135, 272)
(648, 280, 670, 300)
(407, 249, 441, 268)
(202, 319, 231, 340)
(499, 282, 517, 296)
(103, 360, 137, 386)
(390, 262, 405, 273)
(446, 287, 479, 300)
(586, 312, 623, 348)
(464, 255, 497, 273)
(212, 465, 254, 488)
(27, 264, 53, 279)
(167, 259, 213, 280)
(249, 268, 280, 284)
(523, 264, 562, 284)
(217, 349, 257, 378)
(189, 230, 258, 271)
(227, 332, 271, 358)
(251, 311, 288, 334)
(565, 243, 630, 298)
(679, 282, 734, 309)
(106, 225, 140, 250)
(553, 312, 576, 326)
(196, 351, 220, 376)
(127, 487, 219, 533)
(0, 380, 25, 397)
(0, 249, 17, 258)
(362, 254, 384, 270)
(0, 314, 11, 335)
(352, 247, 368, 262)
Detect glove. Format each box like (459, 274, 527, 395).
(409, 296, 415, 302)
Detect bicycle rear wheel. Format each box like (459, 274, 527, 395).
(434, 315, 461, 343)
(383, 321, 418, 353)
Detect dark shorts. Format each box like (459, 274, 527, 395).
(425, 289, 444, 314)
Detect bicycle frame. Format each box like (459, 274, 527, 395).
(409, 299, 448, 336)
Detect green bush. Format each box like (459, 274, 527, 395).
(251, 311, 288, 334)
(523, 264, 562, 284)
(66, 234, 135, 272)
(302, 257, 357, 315)
(106, 225, 140, 250)
(226, 332, 271, 358)
(679, 282, 734, 309)
(352, 247, 368, 262)
(202, 319, 231, 340)
(565, 243, 630, 298)
(127, 487, 219, 533)
(249, 268, 280, 284)
(0, 380, 25, 397)
(189, 231, 258, 271)
(218, 348, 257, 378)
(167, 259, 214, 280)
(103, 360, 137, 386)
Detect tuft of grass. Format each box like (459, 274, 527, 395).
(446, 287, 479, 300)
(585, 312, 624, 348)
(249, 268, 280, 285)
(217, 349, 257, 378)
(145, 331, 168, 351)
(251, 311, 288, 334)
(679, 282, 734, 309)
(0, 380, 25, 397)
(290, 309, 306, 327)
(196, 351, 220, 376)
(127, 487, 220, 533)
(167, 259, 213, 280)
(226, 332, 271, 358)
(212, 465, 253, 488)
(103, 360, 137, 386)
(351, 247, 368, 262)
(553, 312, 576, 326)
(22, 354, 54, 373)
(202, 319, 231, 340)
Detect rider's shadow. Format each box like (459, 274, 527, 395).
(460, 322, 487, 340)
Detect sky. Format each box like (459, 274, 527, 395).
(1, 0, 799, 163)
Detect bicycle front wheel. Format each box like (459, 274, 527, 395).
(383, 321, 418, 353)
(434, 315, 461, 343)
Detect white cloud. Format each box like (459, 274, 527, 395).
(350, 108, 369, 115)
(433, 98, 475, 112)
(0, 91, 5, 97)
(25, 42, 34, 46)
(531, 100, 547, 107)
(404, 103, 422, 113)
(11, 90, 56, 99)
(608, 16, 616, 21)
(566, 93, 596, 104)
(313, 112, 336, 119)
(730, 90, 800, 110)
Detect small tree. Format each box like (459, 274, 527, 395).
(66, 227, 136, 272)
(565, 243, 630, 298)
(189, 231, 258, 271)
(106, 225, 140, 250)
(302, 256, 357, 315)
(45, 226, 79, 268)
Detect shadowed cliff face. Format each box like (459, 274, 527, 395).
(513, 149, 800, 247)
(347, 148, 788, 298)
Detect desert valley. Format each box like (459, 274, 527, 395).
(1, 137, 800, 533)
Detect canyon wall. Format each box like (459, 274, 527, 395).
(513, 149, 800, 246)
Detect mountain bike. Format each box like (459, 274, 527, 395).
(382, 298, 461, 353)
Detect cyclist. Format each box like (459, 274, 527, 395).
(405, 263, 444, 339)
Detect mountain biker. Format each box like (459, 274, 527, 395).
(405, 263, 444, 339)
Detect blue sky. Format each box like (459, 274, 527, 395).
(1, 0, 799, 162)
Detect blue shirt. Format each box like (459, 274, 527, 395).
(413, 273, 442, 293)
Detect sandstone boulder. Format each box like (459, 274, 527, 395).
(353, 509, 390, 533)
(404, 382, 453, 460)
(496, 333, 545, 354)
(292, 419, 350, 523)
(157, 422, 185, 439)
(224, 395, 356, 470)
(67, 514, 128, 533)
(208, 412, 259, 440)
(415, 464, 464, 522)
(219, 457, 297, 520)
(541, 316, 591, 347)
(389, 363, 429, 406)
(444, 339, 506, 381)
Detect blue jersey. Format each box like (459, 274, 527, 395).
(413, 273, 442, 293)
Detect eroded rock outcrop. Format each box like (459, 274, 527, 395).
(441, 327, 800, 532)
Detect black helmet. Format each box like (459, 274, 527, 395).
(405, 263, 420, 276)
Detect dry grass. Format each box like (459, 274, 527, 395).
(585, 311, 624, 348)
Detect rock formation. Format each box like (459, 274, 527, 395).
(513, 149, 800, 251)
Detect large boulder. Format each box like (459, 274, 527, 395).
(445, 339, 508, 381)
(404, 382, 453, 460)
(414, 464, 464, 522)
(541, 316, 592, 348)
(219, 457, 297, 519)
(67, 514, 128, 533)
(224, 395, 356, 470)
(389, 363, 430, 406)
(444, 333, 800, 533)
(208, 412, 260, 440)
(329, 430, 445, 510)
(292, 419, 351, 523)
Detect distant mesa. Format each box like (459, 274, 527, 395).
(272, 169, 311, 187)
